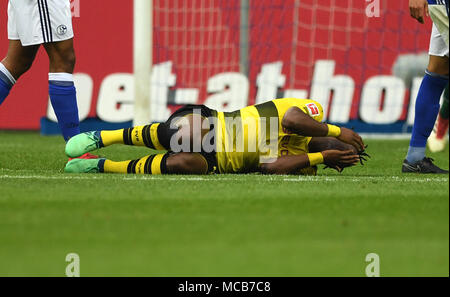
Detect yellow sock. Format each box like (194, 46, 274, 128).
(101, 153, 169, 174)
(100, 129, 124, 146)
(102, 159, 130, 173)
(100, 124, 165, 150)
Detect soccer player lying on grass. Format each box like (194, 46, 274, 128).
(64, 98, 368, 175)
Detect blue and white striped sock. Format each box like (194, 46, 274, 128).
(0, 62, 16, 106)
(48, 73, 80, 141)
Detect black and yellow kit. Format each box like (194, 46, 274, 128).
(213, 98, 324, 174)
(100, 98, 324, 175)
(154, 98, 324, 174)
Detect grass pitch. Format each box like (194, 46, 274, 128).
(0, 131, 448, 276)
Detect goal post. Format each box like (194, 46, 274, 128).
(133, 0, 153, 126)
(239, 0, 250, 77)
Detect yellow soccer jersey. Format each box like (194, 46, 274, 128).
(214, 98, 324, 174)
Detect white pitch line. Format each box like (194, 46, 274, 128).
(0, 174, 448, 183)
(0, 174, 265, 182)
(283, 176, 449, 183)
(0, 174, 107, 180)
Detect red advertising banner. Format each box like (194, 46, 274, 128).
(0, 0, 432, 133)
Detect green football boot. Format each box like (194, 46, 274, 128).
(65, 131, 103, 158)
(65, 158, 105, 173)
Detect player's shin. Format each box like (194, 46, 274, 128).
(100, 124, 167, 150)
(0, 62, 16, 106)
(99, 153, 170, 174)
(48, 73, 80, 141)
(407, 71, 449, 164)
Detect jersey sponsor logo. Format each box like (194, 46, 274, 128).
(57, 25, 68, 36)
(306, 103, 320, 116)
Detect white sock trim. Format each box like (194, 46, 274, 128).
(0, 62, 16, 85)
(48, 73, 74, 82)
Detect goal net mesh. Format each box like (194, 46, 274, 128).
(152, 0, 432, 131)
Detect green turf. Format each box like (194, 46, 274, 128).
(0, 131, 448, 276)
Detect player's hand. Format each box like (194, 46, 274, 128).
(322, 150, 360, 172)
(409, 0, 429, 24)
(336, 127, 365, 152)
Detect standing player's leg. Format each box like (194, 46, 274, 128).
(404, 55, 449, 171)
(0, 41, 39, 106)
(428, 84, 449, 152)
(403, 23, 449, 173)
(43, 39, 80, 141)
(5, 0, 80, 142)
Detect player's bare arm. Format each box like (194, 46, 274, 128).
(282, 106, 365, 152)
(260, 150, 360, 175)
(409, 0, 429, 24)
(261, 134, 363, 175)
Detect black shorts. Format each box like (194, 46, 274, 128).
(164, 105, 218, 173)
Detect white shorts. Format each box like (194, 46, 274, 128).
(428, 3, 449, 57)
(8, 0, 74, 46)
